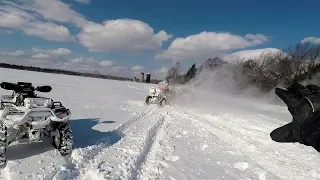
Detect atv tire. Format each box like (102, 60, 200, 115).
(52, 121, 73, 156)
(159, 98, 167, 107)
(145, 96, 152, 105)
(0, 123, 7, 168)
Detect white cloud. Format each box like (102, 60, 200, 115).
(147, 67, 169, 79)
(0, 50, 25, 56)
(32, 47, 72, 55)
(301, 37, 320, 44)
(31, 53, 50, 59)
(23, 0, 89, 28)
(70, 57, 98, 64)
(74, 0, 91, 4)
(244, 34, 269, 45)
(8, 50, 25, 56)
(77, 19, 172, 52)
(26, 58, 51, 66)
(155, 31, 269, 61)
(0, 48, 130, 76)
(112, 66, 128, 71)
(0, 1, 75, 42)
(131, 65, 144, 71)
(2, 1, 172, 52)
(0, 13, 27, 28)
(223, 48, 283, 63)
(160, 67, 168, 74)
(23, 22, 75, 42)
(100, 60, 114, 67)
(0, 3, 37, 21)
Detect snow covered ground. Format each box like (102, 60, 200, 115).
(1, 68, 320, 180)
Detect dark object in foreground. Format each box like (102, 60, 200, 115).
(270, 83, 320, 152)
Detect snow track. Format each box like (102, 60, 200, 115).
(164, 107, 320, 180)
(130, 115, 165, 180)
(51, 103, 161, 180)
(50, 102, 170, 180)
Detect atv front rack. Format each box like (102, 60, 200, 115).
(0, 106, 71, 128)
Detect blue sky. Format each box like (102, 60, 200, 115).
(0, 0, 319, 79)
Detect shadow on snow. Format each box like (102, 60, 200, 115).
(71, 118, 123, 149)
(6, 118, 123, 160)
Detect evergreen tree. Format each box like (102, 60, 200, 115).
(184, 63, 197, 82)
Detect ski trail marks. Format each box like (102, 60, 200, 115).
(50, 103, 157, 180)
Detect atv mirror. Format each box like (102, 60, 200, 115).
(0, 82, 18, 91)
(36, 85, 52, 93)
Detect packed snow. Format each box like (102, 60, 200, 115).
(0, 67, 320, 180)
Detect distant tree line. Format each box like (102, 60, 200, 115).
(0, 63, 160, 83)
(165, 42, 320, 92)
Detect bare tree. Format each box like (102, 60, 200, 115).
(165, 62, 181, 82)
(233, 42, 320, 92)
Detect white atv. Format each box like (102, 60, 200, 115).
(145, 87, 172, 107)
(0, 82, 73, 168)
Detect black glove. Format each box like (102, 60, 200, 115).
(270, 83, 320, 151)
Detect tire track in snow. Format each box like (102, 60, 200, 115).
(77, 102, 168, 179)
(194, 112, 320, 180)
(164, 108, 280, 179)
(49, 104, 157, 180)
(135, 111, 187, 180)
(130, 115, 166, 180)
(169, 108, 320, 180)
(117, 105, 156, 132)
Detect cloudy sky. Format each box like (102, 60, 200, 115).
(0, 0, 319, 79)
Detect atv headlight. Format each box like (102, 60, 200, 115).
(24, 98, 53, 108)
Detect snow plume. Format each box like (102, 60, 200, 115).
(169, 61, 282, 110)
(173, 42, 320, 108)
(195, 64, 279, 104)
(169, 65, 281, 117)
(301, 72, 320, 86)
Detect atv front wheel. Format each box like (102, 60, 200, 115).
(159, 98, 167, 107)
(0, 123, 7, 168)
(145, 96, 152, 105)
(52, 121, 73, 156)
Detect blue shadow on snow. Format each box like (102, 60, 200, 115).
(6, 119, 122, 160)
(71, 118, 123, 149)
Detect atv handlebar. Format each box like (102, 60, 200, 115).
(0, 82, 52, 93)
(0, 82, 19, 91)
(36, 85, 52, 93)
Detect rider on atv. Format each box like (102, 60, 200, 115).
(158, 79, 170, 93)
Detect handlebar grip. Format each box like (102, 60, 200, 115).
(36, 85, 52, 92)
(0, 82, 18, 91)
